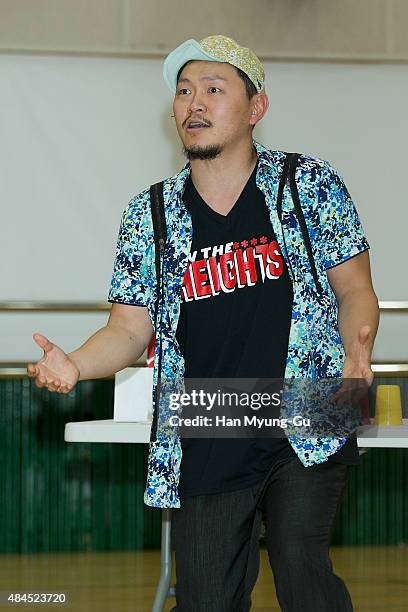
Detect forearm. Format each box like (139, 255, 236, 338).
(337, 288, 380, 357)
(68, 324, 148, 381)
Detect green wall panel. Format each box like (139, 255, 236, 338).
(0, 377, 407, 553)
(0, 377, 161, 553)
(331, 448, 408, 545)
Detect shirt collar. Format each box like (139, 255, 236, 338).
(252, 139, 278, 176)
(171, 139, 277, 195)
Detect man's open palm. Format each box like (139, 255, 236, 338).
(27, 333, 80, 393)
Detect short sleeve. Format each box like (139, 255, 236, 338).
(318, 162, 370, 270)
(108, 194, 150, 307)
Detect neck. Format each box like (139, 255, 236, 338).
(188, 138, 258, 197)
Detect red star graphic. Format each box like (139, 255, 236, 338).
(233, 241, 240, 250)
(259, 236, 268, 244)
(241, 240, 248, 248)
(250, 238, 258, 246)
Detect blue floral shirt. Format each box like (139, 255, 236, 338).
(108, 140, 370, 508)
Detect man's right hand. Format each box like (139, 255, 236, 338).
(27, 333, 80, 393)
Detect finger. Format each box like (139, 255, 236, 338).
(331, 390, 342, 402)
(333, 391, 352, 406)
(331, 380, 352, 402)
(47, 378, 62, 392)
(331, 385, 345, 402)
(352, 389, 368, 404)
(33, 333, 54, 355)
(58, 383, 72, 394)
(338, 383, 367, 406)
(361, 367, 374, 385)
(27, 363, 41, 378)
(35, 376, 47, 389)
(332, 380, 355, 404)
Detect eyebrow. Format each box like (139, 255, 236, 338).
(177, 74, 228, 84)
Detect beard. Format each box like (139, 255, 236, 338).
(182, 143, 223, 161)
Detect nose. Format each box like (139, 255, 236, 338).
(187, 92, 206, 115)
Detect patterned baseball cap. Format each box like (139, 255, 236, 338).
(163, 34, 265, 94)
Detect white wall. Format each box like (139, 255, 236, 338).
(0, 54, 406, 361)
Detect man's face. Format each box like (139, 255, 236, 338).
(172, 60, 255, 161)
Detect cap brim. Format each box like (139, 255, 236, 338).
(163, 39, 223, 93)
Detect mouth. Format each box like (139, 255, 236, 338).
(185, 119, 211, 132)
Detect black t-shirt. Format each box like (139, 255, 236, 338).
(176, 162, 359, 499)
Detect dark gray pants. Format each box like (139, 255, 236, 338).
(171, 457, 353, 612)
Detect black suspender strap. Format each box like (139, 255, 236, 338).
(149, 182, 167, 442)
(276, 153, 296, 282)
(277, 153, 293, 223)
(277, 152, 323, 295)
(287, 154, 323, 295)
(150, 182, 167, 328)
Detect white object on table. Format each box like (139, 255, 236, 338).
(64, 418, 408, 446)
(114, 367, 153, 422)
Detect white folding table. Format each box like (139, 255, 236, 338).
(64, 417, 408, 612)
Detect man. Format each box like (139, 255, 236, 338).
(28, 35, 379, 611)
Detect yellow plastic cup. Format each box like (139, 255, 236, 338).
(374, 385, 403, 425)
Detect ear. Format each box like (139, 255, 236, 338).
(249, 93, 269, 127)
